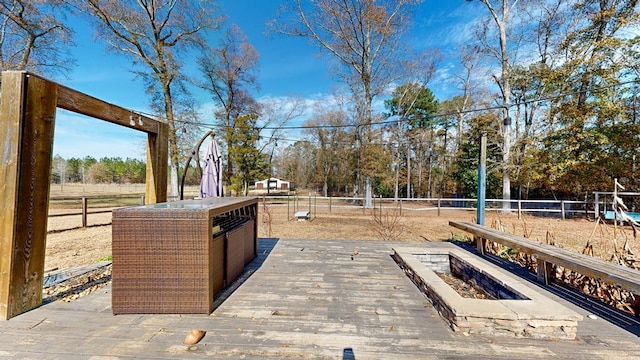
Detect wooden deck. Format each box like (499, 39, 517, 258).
(1, 238, 640, 359)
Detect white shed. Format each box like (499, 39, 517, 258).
(255, 177, 291, 191)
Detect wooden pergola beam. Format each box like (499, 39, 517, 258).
(57, 84, 160, 134)
(0, 71, 168, 319)
(56, 78, 169, 204)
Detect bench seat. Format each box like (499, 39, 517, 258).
(294, 210, 310, 221)
(449, 221, 640, 295)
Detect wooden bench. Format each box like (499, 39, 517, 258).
(449, 221, 640, 306)
(294, 210, 310, 221)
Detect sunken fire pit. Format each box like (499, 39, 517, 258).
(393, 244, 583, 340)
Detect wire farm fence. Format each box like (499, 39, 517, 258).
(47, 193, 599, 231)
(259, 195, 596, 221)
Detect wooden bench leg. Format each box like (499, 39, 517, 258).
(536, 260, 553, 285)
(475, 236, 485, 255)
(632, 294, 640, 317)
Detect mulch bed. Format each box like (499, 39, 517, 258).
(435, 271, 496, 300)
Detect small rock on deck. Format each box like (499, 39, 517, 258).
(1, 238, 639, 359)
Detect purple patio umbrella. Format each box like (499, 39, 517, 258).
(199, 138, 223, 198)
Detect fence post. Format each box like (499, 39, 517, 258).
(561, 200, 566, 220)
(329, 196, 332, 213)
(140, 195, 145, 205)
(437, 198, 441, 217)
(400, 199, 402, 216)
(517, 200, 522, 219)
(82, 197, 88, 228)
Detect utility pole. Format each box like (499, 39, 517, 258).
(477, 133, 487, 225)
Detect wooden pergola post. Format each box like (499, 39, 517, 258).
(145, 123, 168, 204)
(0, 71, 168, 319)
(0, 72, 56, 320)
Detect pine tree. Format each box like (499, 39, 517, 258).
(228, 114, 269, 196)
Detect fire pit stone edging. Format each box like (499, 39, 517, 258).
(393, 244, 583, 340)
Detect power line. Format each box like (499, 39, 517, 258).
(130, 78, 640, 132)
(258, 78, 640, 131)
(515, 78, 640, 107)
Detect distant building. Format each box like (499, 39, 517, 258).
(255, 177, 292, 191)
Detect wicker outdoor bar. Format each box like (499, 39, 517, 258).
(111, 197, 258, 314)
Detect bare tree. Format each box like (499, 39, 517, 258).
(453, 45, 482, 152)
(469, 0, 523, 210)
(0, 0, 74, 75)
(275, 139, 317, 190)
(198, 24, 260, 191)
(78, 0, 221, 199)
(507, 0, 568, 199)
(257, 96, 306, 189)
(304, 107, 351, 197)
(52, 155, 68, 190)
(269, 0, 424, 196)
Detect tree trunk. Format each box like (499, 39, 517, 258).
(161, 79, 180, 200)
(406, 138, 411, 199)
(18, 35, 35, 70)
(394, 148, 400, 200)
(394, 120, 402, 200)
(481, 0, 514, 212)
(323, 165, 329, 197)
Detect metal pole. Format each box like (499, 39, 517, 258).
(477, 133, 487, 225)
(614, 180, 617, 240)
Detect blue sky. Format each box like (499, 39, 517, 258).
(52, 1, 481, 160)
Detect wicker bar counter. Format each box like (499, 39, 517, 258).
(111, 197, 258, 314)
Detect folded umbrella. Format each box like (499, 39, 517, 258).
(199, 138, 222, 198)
